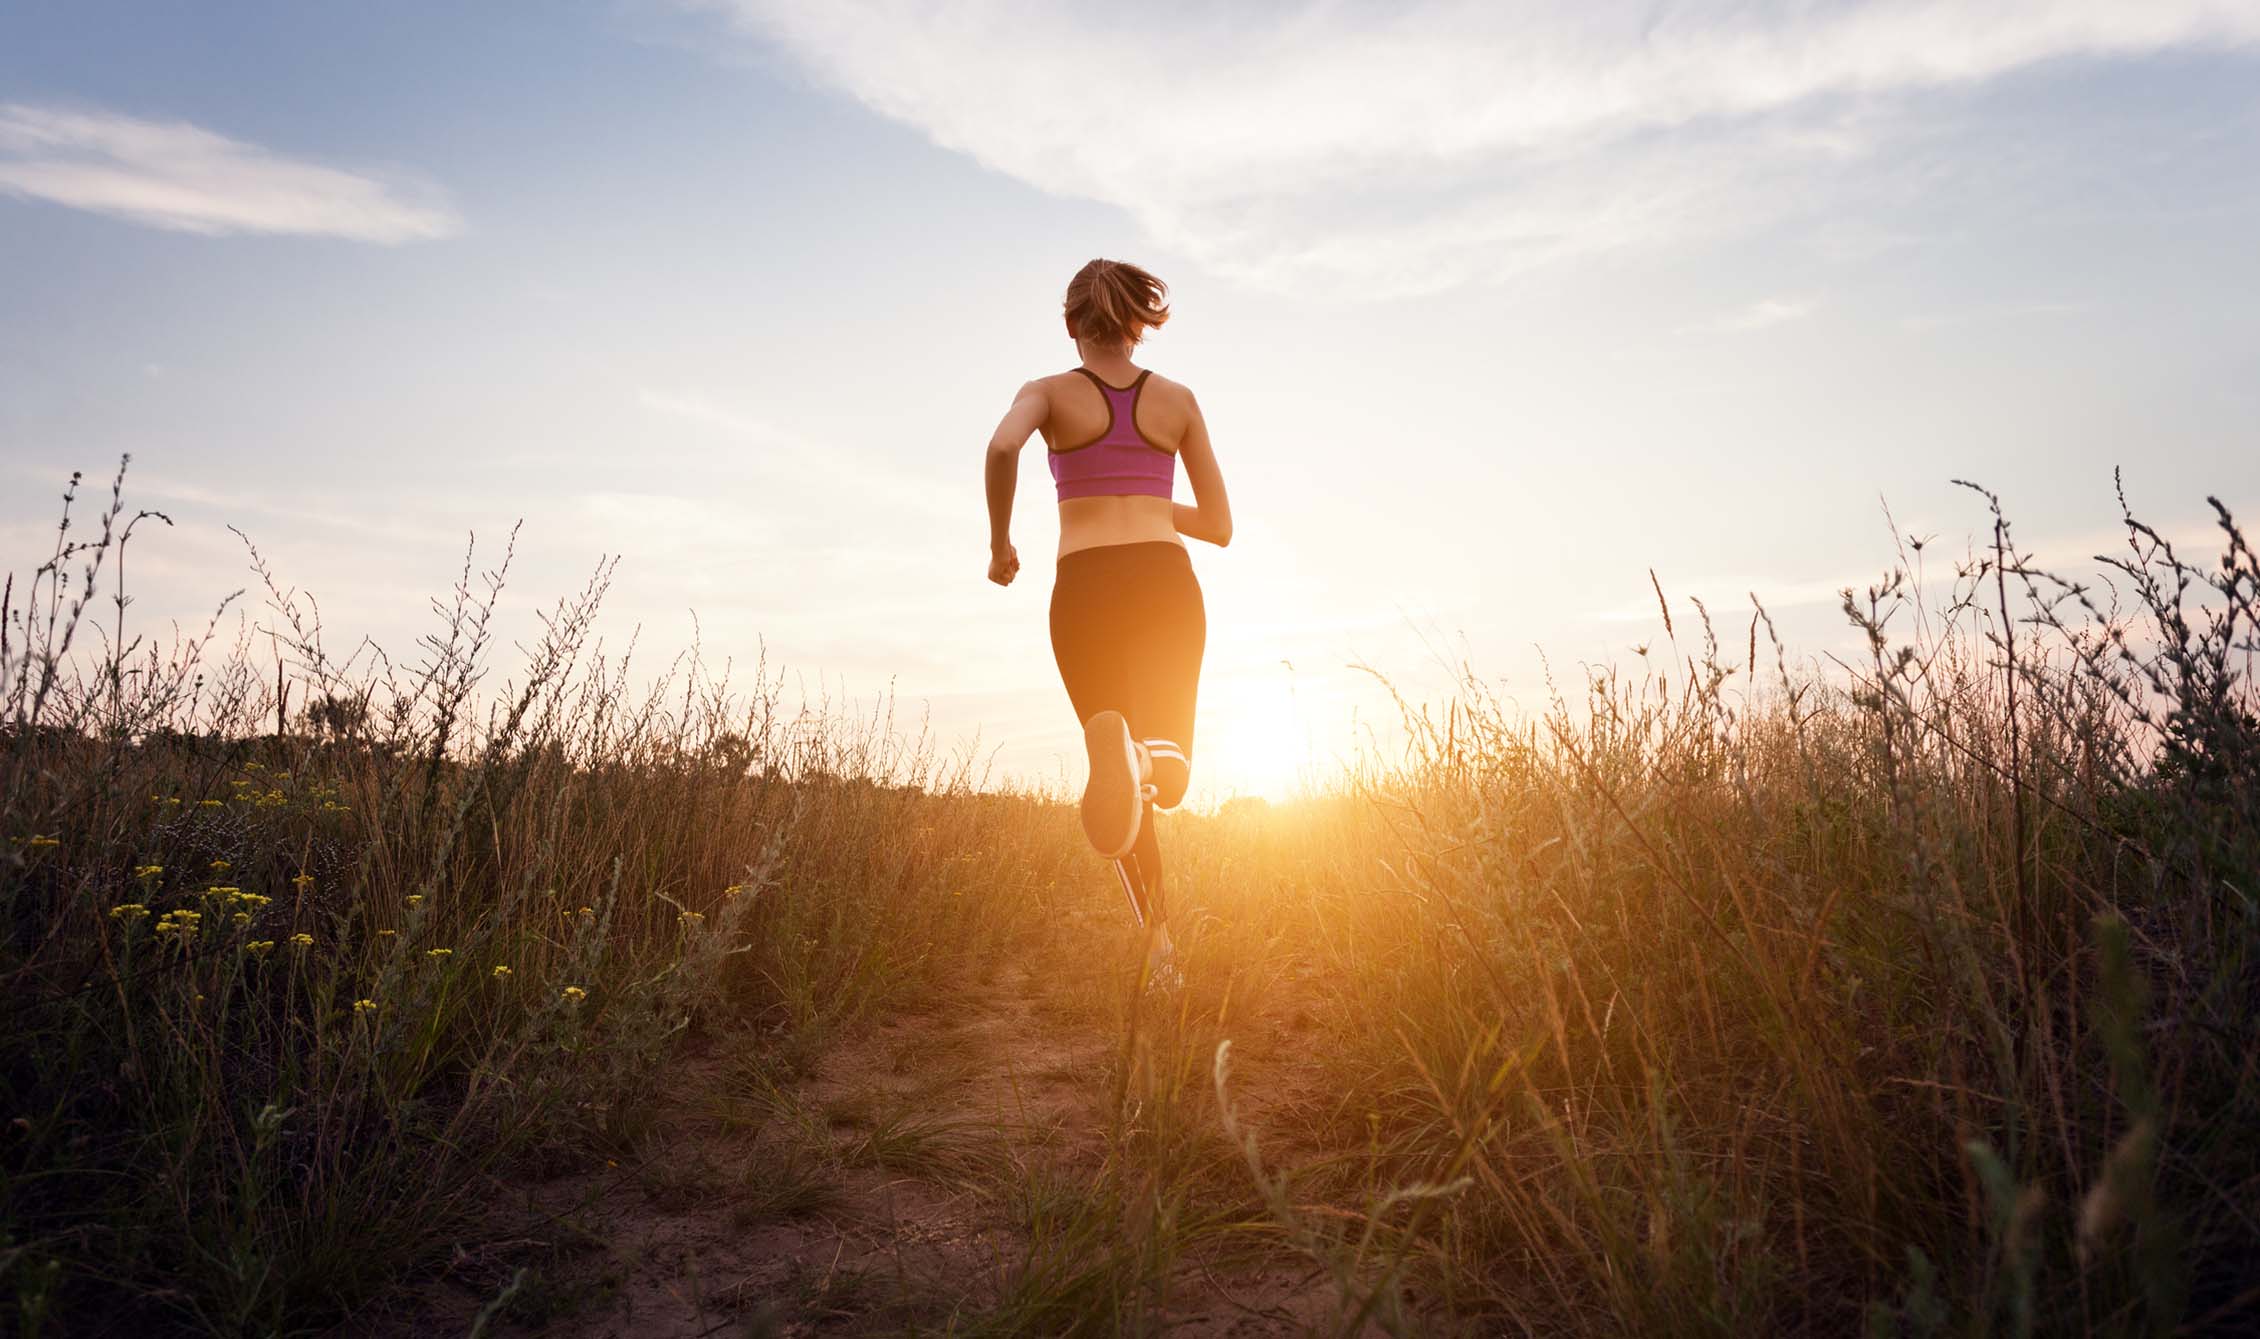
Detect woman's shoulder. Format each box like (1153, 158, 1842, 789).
(1138, 369, 1197, 409)
(1089, 365, 1191, 404)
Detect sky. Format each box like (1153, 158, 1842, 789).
(3, 1, 2257, 803)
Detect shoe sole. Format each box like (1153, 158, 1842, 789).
(1144, 954, 1183, 995)
(1081, 710, 1143, 859)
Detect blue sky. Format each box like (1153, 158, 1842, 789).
(4, 1, 2257, 799)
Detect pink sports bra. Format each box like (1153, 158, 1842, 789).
(1048, 367, 1176, 502)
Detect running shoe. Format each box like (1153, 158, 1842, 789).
(1144, 936, 1184, 995)
(1081, 709, 1144, 858)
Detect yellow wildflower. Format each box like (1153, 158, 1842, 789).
(678, 911, 705, 926)
(209, 859, 231, 872)
(109, 903, 150, 922)
(165, 797, 181, 806)
(134, 864, 163, 880)
(561, 986, 587, 1004)
(198, 799, 222, 808)
(26, 835, 59, 849)
(376, 928, 398, 938)
(353, 998, 377, 1014)
(232, 912, 251, 927)
(291, 872, 314, 889)
(406, 894, 425, 908)
(246, 939, 275, 956)
(289, 932, 313, 948)
(491, 964, 511, 979)
(425, 947, 452, 959)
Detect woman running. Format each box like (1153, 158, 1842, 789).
(982, 258, 1233, 989)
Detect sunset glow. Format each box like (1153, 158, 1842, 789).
(6, 3, 2257, 808)
(6, 5, 2258, 1334)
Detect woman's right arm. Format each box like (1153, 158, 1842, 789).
(983, 379, 1048, 585)
(1173, 389, 1233, 547)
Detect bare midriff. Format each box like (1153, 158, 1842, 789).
(1057, 495, 1183, 560)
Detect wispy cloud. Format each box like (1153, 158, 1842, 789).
(704, 1, 2260, 294)
(0, 102, 458, 242)
(1679, 297, 1816, 335)
(1898, 300, 2091, 332)
(635, 387, 960, 522)
(1579, 513, 2243, 625)
(0, 458, 468, 547)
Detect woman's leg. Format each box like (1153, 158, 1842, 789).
(1138, 547, 1206, 810)
(1118, 545, 1207, 927)
(1051, 549, 1158, 926)
(1124, 802, 1162, 921)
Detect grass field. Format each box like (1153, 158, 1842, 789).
(4, 463, 2257, 1336)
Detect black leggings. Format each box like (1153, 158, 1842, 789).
(1050, 540, 1205, 927)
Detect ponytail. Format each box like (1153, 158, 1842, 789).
(1063, 258, 1170, 349)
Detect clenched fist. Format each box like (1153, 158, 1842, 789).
(987, 542, 1020, 586)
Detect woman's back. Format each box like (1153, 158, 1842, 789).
(1036, 365, 1192, 456)
(1039, 364, 1213, 558)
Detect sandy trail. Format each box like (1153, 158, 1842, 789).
(354, 942, 1374, 1337)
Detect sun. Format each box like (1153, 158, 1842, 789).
(1198, 675, 1319, 803)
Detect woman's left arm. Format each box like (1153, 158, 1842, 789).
(1173, 389, 1233, 547)
(983, 379, 1049, 585)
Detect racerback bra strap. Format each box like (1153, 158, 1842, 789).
(1050, 366, 1176, 501)
(1074, 366, 1148, 393)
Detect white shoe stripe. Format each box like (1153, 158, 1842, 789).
(1113, 859, 1145, 928)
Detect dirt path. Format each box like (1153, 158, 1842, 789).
(354, 944, 1375, 1336)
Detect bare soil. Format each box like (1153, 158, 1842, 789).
(344, 940, 1387, 1337)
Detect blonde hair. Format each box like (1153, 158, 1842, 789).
(1063, 258, 1170, 349)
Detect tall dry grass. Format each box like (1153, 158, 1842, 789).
(0, 462, 1082, 1332)
(3, 459, 2254, 1335)
(1148, 478, 2258, 1335)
